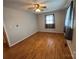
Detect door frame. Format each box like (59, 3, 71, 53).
(3, 27, 9, 47)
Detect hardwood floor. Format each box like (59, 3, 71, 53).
(3, 32, 72, 59)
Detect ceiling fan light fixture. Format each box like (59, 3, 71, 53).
(35, 8, 41, 12)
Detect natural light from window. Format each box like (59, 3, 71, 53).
(46, 15, 54, 24)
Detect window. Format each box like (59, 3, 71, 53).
(64, 1, 73, 40)
(45, 14, 55, 28)
(64, 1, 73, 31)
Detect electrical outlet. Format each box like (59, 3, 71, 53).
(16, 24, 19, 27)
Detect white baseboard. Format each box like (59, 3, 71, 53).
(66, 40, 74, 59)
(9, 31, 38, 47)
(39, 31, 64, 34)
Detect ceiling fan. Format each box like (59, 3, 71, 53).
(27, 3, 47, 12)
(5, 0, 53, 12)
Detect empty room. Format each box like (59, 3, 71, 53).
(3, 0, 76, 59)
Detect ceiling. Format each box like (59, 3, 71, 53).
(4, 0, 72, 13)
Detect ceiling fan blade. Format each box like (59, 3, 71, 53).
(28, 7, 34, 9)
(40, 6, 47, 8)
(27, 6, 35, 10)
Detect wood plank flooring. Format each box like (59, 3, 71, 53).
(3, 32, 72, 59)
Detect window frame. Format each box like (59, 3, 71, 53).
(45, 14, 55, 29)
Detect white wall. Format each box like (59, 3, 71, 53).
(3, 7, 38, 47)
(71, 11, 76, 59)
(37, 10, 66, 33)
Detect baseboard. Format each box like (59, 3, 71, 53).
(39, 31, 64, 34)
(66, 40, 74, 59)
(9, 31, 38, 47)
